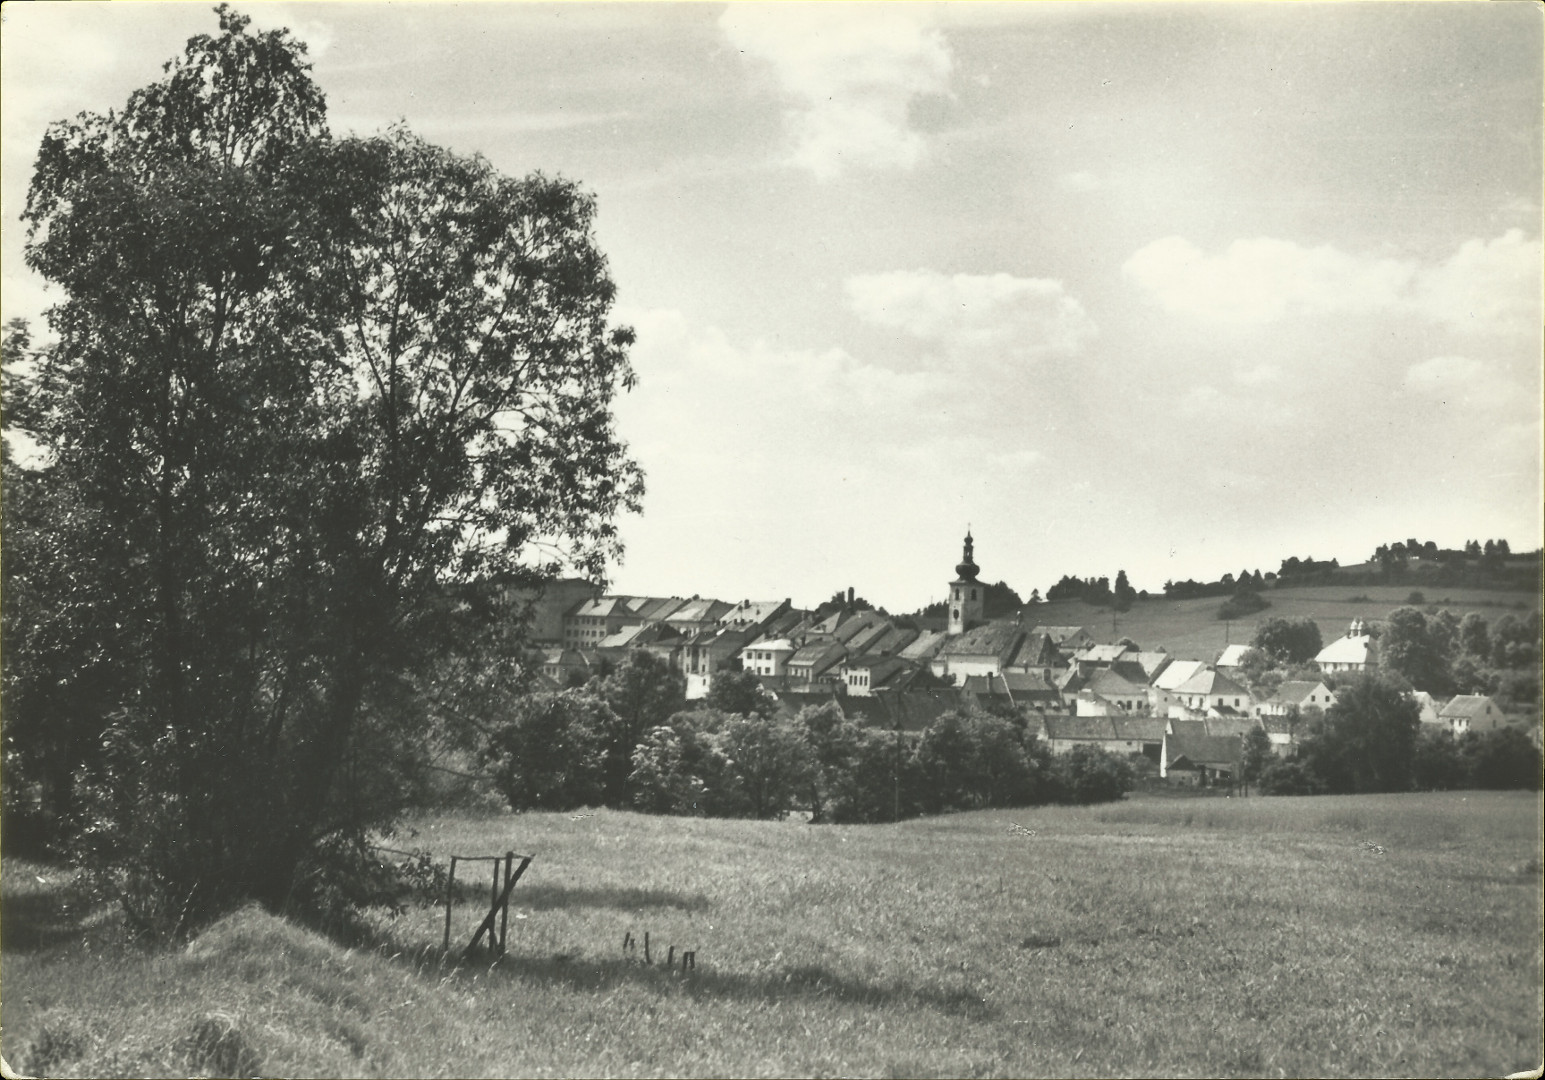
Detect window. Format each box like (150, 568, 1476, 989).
(970, 588, 977, 601)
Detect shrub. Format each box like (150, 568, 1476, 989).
(1257, 759, 1326, 796)
(1054, 745, 1134, 804)
(479, 691, 609, 811)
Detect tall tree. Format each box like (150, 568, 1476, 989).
(11, 7, 642, 929)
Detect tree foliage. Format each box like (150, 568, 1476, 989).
(1251, 617, 1324, 665)
(6, 7, 642, 931)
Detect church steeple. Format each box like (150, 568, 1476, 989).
(947, 529, 983, 636)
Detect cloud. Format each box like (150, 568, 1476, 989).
(1403, 355, 1517, 410)
(845, 270, 1095, 360)
(719, 4, 952, 179)
(1412, 230, 1543, 337)
(1123, 231, 1542, 335)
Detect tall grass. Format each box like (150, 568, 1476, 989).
(4, 791, 1539, 1077)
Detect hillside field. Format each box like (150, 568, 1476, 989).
(1027, 583, 1541, 661)
(3, 791, 1540, 1078)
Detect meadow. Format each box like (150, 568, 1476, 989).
(3, 790, 1540, 1078)
(1030, 583, 1540, 661)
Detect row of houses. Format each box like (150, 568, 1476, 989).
(517, 575, 1532, 787)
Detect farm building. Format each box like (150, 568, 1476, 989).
(1161, 732, 1242, 786)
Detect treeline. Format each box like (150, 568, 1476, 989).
(1254, 673, 1541, 796)
(1046, 571, 1139, 611)
(480, 658, 1134, 822)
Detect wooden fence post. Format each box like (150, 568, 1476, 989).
(499, 851, 514, 956)
(644, 931, 651, 965)
(444, 857, 458, 951)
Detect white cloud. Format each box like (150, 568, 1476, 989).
(719, 4, 952, 179)
(1122, 236, 1413, 325)
(1403, 355, 1517, 410)
(1412, 230, 1543, 337)
(1123, 231, 1543, 335)
(845, 270, 1095, 360)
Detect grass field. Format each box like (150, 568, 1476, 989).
(3, 791, 1540, 1078)
(1030, 583, 1541, 661)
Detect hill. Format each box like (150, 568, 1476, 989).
(1021, 583, 1541, 660)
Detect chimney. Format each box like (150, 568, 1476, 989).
(847, 586, 855, 606)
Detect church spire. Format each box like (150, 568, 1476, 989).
(947, 528, 983, 636)
(955, 528, 979, 583)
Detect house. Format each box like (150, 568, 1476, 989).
(1080, 668, 1149, 714)
(564, 594, 686, 645)
(1133, 651, 1174, 682)
(1259, 714, 1301, 753)
(1029, 626, 1094, 656)
(1003, 631, 1062, 678)
(843, 655, 910, 697)
(1316, 619, 1376, 673)
(1150, 658, 1207, 714)
(1161, 732, 1242, 785)
(1113, 717, 1167, 761)
(717, 598, 793, 633)
(1411, 691, 1443, 725)
(536, 646, 594, 687)
(1439, 695, 1505, 735)
(1042, 715, 1156, 756)
(1256, 680, 1336, 719)
(664, 597, 735, 635)
(931, 619, 1024, 681)
(1168, 667, 1253, 719)
(740, 637, 797, 678)
(680, 625, 758, 699)
(786, 640, 848, 686)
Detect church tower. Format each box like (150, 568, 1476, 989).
(947, 530, 983, 636)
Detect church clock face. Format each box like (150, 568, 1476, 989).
(952, 608, 960, 621)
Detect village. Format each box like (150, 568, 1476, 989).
(522, 533, 1530, 788)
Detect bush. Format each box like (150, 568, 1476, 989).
(1054, 745, 1134, 804)
(1257, 759, 1327, 796)
(479, 692, 609, 811)
(1218, 590, 1269, 621)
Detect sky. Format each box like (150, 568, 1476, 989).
(3, 1, 1541, 613)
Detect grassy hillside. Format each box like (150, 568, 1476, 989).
(4, 793, 1540, 1078)
(1027, 583, 1540, 660)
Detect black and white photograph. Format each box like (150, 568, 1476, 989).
(2, 2, 1541, 1076)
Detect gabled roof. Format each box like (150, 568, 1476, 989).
(573, 595, 627, 618)
(1165, 733, 1242, 769)
(595, 623, 651, 649)
(939, 619, 1024, 658)
(1000, 671, 1057, 695)
(1113, 717, 1167, 741)
(1044, 715, 1119, 740)
(843, 619, 893, 655)
(1107, 661, 1153, 687)
(1316, 634, 1373, 665)
(1086, 668, 1147, 697)
(899, 630, 948, 661)
(1135, 652, 1173, 681)
(666, 597, 733, 625)
(1074, 643, 1130, 664)
(866, 625, 919, 657)
(788, 640, 845, 672)
(1267, 680, 1331, 707)
(1216, 644, 1252, 667)
(1153, 659, 1207, 691)
(1168, 719, 1208, 739)
(1007, 632, 1062, 669)
(1171, 667, 1250, 699)
(629, 596, 688, 621)
(1438, 695, 1499, 719)
(718, 599, 790, 628)
(1205, 715, 1258, 737)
